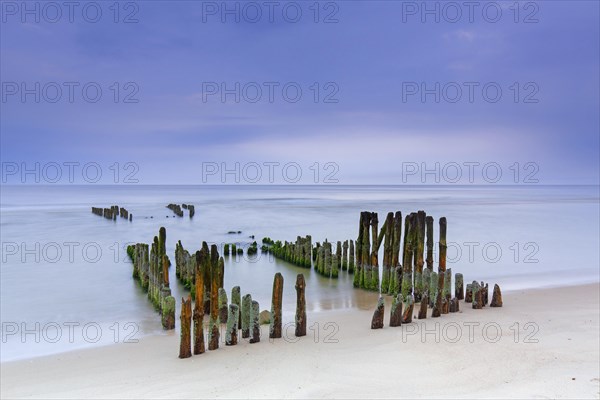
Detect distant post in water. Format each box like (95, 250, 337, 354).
(295, 274, 306, 337)
(270, 273, 284, 339)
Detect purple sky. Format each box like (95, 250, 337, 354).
(1, 1, 599, 184)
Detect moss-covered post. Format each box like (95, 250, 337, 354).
(336, 240, 342, 271)
(370, 212, 380, 291)
(354, 212, 364, 287)
(342, 240, 349, 271)
(390, 294, 403, 327)
(371, 297, 384, 329)
(332, 253, 339, 278)
(218, 288, 228, 323)
(349, 239, 355, 274)
(193, 251, 205, 355)
(232, 286, 241, 329)
(442, 268, 451, 314)
(162, 296, 175, 330)
(490, 284, 503, 307)
(414, 211, 426, 302)
(242, 294, 252, 339)
(429, 271, 438, 308)
(389, 211, 402, 295)
(179, 295, 192, 359)
(225, 304, 239, 346)
(455, 273, 464, 300)
(436, 217, 447, 315)
(270, 273, 284, 339)
(425, 216, 434, 271)
(295, 274, 306, 337)
(208, 245, 220, 350)
(250, 300, 260, 343)
(159, 227, 166, 258)
(381, 212, 393, 294)
(361, 212, 372, 289)
(401, 213, 416, 300)
(402, 295, 414, 324)
(472, 281, 482, 309)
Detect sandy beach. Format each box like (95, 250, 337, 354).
(1, 283, 598, 399)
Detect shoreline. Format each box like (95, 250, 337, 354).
(2, 282, 599, 399)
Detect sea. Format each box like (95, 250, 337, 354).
(1, 184, 598, 361)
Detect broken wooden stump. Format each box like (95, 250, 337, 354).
(162, 296, 176, 330)
(465, 283, 473, 303)
(389, 294, 403, 327)
(449, 297, 459, 313)
(442, 268, 451, 314)
(371, 297, 384, 329)
(179, 295, 192, 359)
(269, 272, 284, 339)
(295, 274, 306, 337)
(490, 284, 503, 307)
(250, 300, 260, 343)
(225, 304, 239, 346)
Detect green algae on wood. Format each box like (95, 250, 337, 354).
(295, 274, 307, 337)
(389, 294, 403, 327)
(371, 296, 384, 329)
(225, 304, 239, 346)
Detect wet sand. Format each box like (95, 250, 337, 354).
(2, 283, 599, 399)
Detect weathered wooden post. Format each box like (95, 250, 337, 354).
(270, 273, 284, 339)
(465, 283, 473, 303)
(342, 240, 349, 271)
(218, 288, 228, 323)
(425, 216, 434, 271)
(418, 295, 428, 319)
(193, 251, 205, 355)
(242, 294, 252, 339)
(370, 212, 380, 291)
(390, 294, 403, 327)
(401, 213, 416, 300)
(389, 211, 402, 295)
(354, 213, 364, 287)
(472, 281, 482, 309)
(332, 253, 339, 278)
(381, 212, 394, 294)
(442, 268, 451, 314)
(371, 297, 384, 329)
(431, 271, 440, 317)
(250, 300, 260, 343)
(208, 245, 220, 350)
(232, 286, 241, 329)
(490, 284, 503, 307)
(483, 282, 489, 306)
(336, 240, 342, 271)
(361, 212, 372, 288)
(414, 211, 426, 302)
(402, 295, 414, 324)
(179, 295, 192, 359)
(449, 298, 459, 313)
(295, 274, 306, 337)
(226, 304, 239, 346)
(349, 239, 355, 274)
(162, 296, 176, 330)
(455, 273, 464, 300)
(436, 217, 447, 315)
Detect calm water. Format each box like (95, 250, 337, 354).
(1, 185, 598, 361)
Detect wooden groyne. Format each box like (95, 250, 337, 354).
(92, 205, 132, 221)
(127, 227, 175, 330)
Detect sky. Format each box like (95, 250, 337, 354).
(1, 0, 599, 185)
